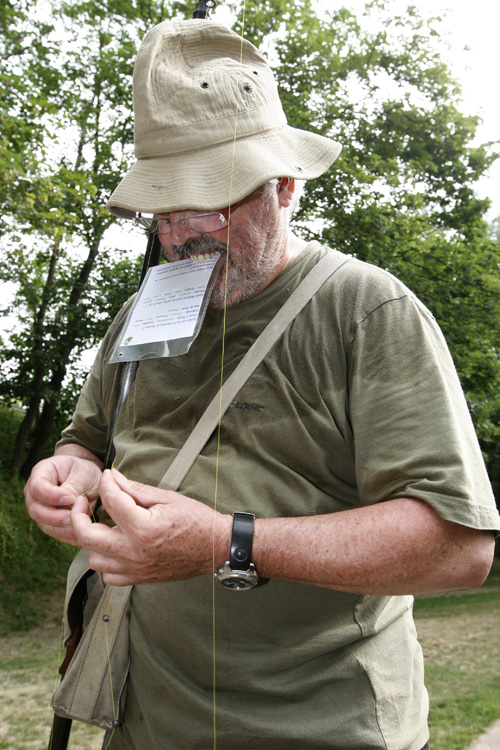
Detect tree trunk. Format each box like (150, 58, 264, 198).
(10, 236, 60, 477)
(19, 239, 102, 477)
(10, 398, 43, 478)
(20, 390, 60, 476)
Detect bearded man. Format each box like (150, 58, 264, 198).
(25, 18, 499, 750)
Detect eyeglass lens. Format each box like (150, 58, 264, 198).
(136, 212, 228, 235)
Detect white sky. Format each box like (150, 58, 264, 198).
(343, 0, 500, 219)
(213, 0, 500, 220)
(431, 0, 500, 220)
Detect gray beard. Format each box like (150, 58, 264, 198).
(171, 235, 227, 259)
(172, 231, 280, 308)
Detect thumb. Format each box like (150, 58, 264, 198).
(59, 480, 85, 505)
(60, 479, 99, 504)
(110, 468, 172, 508)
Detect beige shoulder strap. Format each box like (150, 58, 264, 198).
(158, 250, 350, 491)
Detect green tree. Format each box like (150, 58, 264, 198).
(1, 0, 498, 501)
(0, 0, 182, 476)
(231, 0, 500, 502)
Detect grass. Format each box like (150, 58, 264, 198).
(0, 608, 104, 750)
(414, 565, 500, 750)
(0, 566, 498, 749)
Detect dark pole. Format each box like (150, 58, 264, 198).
(192, 1, 217, 19)
(48, 716, 72, 750)
(49, 3, 219, 746)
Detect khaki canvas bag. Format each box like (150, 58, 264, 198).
(51, 251, 351, 729)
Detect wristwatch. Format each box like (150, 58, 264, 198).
(215, 512, 259, 590)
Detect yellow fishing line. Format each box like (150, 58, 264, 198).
(212, 3, 247, 748)
(103, 728, 116, 749)
(83, 483, 100, 522)
(53, 7, 252, 747)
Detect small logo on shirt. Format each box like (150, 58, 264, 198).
(230, 400, 265, 413)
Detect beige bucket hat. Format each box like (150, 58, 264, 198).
(106, 19, 341, 219)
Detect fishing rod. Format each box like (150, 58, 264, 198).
(99, 2, 220, 476)
(193, 1, 218, 19)
(48, 6, 221, 750)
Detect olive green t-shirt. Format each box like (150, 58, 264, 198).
(59, 243, 499, 750)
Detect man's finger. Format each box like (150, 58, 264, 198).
(102, 572, 135, 587)
(26, 476, 71, 508)
(61, 479, 99, 503)
(70, 495, 124, 554)
(109, 468, 145, 495)
(109, 468, 175, 508)
(99, 470, 153, 527)
(88, 549, 127, 575)
(39, 523, 80, 546)
(29, 503, 73, 528)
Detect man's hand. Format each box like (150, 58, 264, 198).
(25, 453, 102, 545)
(70, 469, 233, 586)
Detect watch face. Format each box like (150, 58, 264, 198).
(216, 563, 258, 590)
(221, 576, 255, 591)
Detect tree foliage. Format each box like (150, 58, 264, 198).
(228, 0, 500, 500)
(0, 0, 499, 499)
(0, 0, 171, 474)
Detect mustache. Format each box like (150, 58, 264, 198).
(172, 235, 228, 259)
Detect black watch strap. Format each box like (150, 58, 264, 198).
(229, 512, 255, 570)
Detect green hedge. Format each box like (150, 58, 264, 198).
(0, 474, 74, 633)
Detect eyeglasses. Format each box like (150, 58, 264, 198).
(134, 202, 243, 237)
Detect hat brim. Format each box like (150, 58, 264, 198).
(106, 126, 341, 218)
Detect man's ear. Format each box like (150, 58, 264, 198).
(277, 177, 296, 208)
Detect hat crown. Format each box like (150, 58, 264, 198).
(133, 19, 287, 158)
(106, 18, 341, 219)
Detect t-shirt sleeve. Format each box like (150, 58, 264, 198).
(56, 298, 135, 460)
(347, 282, 499, 533)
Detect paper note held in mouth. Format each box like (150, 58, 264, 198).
(109, 254, 223, 363)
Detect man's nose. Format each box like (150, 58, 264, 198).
(169, 220, 198, 245)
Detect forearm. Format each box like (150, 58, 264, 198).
(68, 475, 494, 591)
(251, 497, 495, 595)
